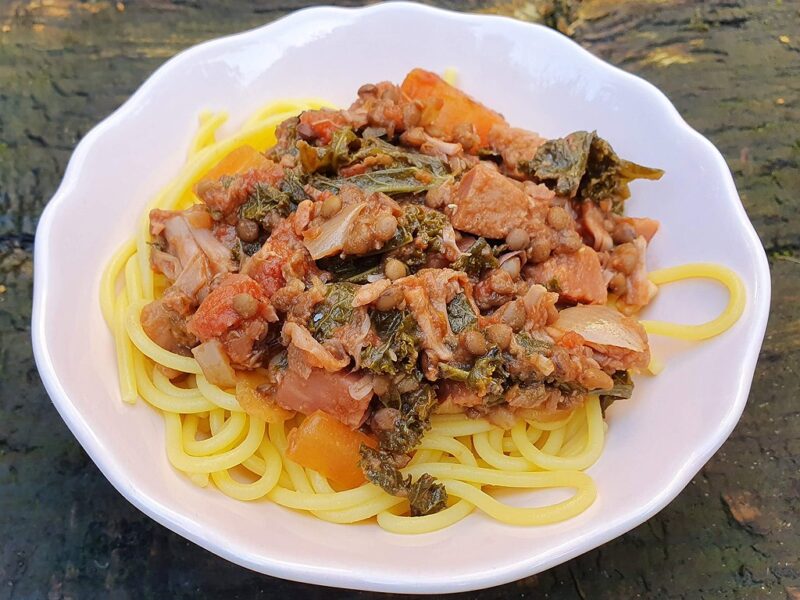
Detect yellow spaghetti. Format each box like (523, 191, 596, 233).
(100, 95, 745, 534)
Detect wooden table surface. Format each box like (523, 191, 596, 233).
(1, 1, 797, 598)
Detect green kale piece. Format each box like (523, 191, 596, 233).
(360, 310, 419, 376)
(446, 292, 477, 334)
(399, 205, 448, 250)
(349, 136, 449, 177)
(279, 169, 309, 203)
(599, 370, 634, 415)
(312, 167, 449, 196)
(381, 204, 451, 270)
(359, 446, 448, 516)
(317, 254, 383, 283)
(406, 474, 448, 516)
(514, 332, 553, 355)
(359, 447, 408, 496)
(467, 347, 507, 401)
(452, 238, 498, 276)
(520, 131, 663, 210)
(379, 384, 438, 454)
(307, 282, 357, 340)
(438, 363, 469, 382)
(298, 127, 358, 174)
(238, 183, 292, 224)
(523, 130, 594, 198)
(438, 347, 509, 404)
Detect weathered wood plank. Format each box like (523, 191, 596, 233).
(0, 1, 796, 598)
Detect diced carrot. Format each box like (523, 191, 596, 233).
(400, 68, 507, 147)
(196, 145, 271, 187)
(286, 410, 378, 489)
(235, 371, 295, 424)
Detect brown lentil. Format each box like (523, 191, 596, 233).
(613, 243, 638, 275)
(580, 368, 614, 391)
(609, 272, 627, 295)
(485, 323, 513, 350)
(546, 206, 570, 230)
(396, 375, 418, 394)
(375, 214, 398, 240)
(375, 286, 403, 311)
(231, 293, 258, 319)
(464, 330, 488, 356)
(372, 376, 390, 397)
(384, 258, 408, 281)
(612, 222, 636, 244)
(320, 194, 342, 218)
(555, 229, 582, 254)
(506, 227, 530, 251)
(357, 83, 378, 96)
(528, 236, 552, 263)
(235, 219, 260, 242)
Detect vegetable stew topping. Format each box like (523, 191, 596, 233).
(142, 69, 662, 511)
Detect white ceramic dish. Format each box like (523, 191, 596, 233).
(31, 2, 770, 593)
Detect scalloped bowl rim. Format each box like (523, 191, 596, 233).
(31, 2, 770, 593)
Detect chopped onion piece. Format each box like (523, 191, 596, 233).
(303, 202, 367, 259)
(554, 305, 646, 352)
(348, 373, 375, 400)
(191, 339, 237, 388)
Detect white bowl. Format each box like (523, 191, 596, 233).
(31, 2, 770, 593)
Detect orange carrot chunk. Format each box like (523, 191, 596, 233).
(286, 410, 378, 489)
(196, 145, 271, 188)
(400, 68, 507, 147)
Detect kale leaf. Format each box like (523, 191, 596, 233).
(312, 167, 449, 196)
(399, 205, 449, 251)
(379, 384, 438, 454)
(360, 310, 420, 376)
(238, 183, 292, 224)
(307, 282, 357, 340)
(514, 332, 553, 355)
(520, 131, 663, 210)
(359, 446, 409, 496)
(349, 136, 449, 177)
(467, 347, 508, 401)
(359, 446, 448, 516)
(599, 370, 634, 415)
(452, 238, 498, 276)
(317, 254, 383, 283)
(522, 130, 594, 197)
(446, 292, 477, 334)
(298, 127, 358, 174)
(439, 347, 509, 404)
(438, 363, 470, 382)
(382, 205, 451, 270)
(279, 170, 309, 204)
(407, 474, 448, 517)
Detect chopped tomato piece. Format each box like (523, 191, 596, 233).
(187, 274, 275, 341)
(298, 109, 350, 145)
(286, 410, 378, 489)
(400, 68, 507, 146)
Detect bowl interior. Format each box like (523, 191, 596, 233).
(33, 3, 770, 593)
